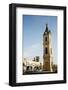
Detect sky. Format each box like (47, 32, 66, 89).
(23, 15, 57, 64)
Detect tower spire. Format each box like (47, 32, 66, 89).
(45, 24, 48, 32)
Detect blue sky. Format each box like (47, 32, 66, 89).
(23, 15, 57, 64)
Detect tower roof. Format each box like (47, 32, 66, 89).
(43, 24, 49, 35)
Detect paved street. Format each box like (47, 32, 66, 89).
(23, 71, 57, 75)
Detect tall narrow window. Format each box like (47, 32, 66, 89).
(45, 37, 47, 41)
(45, 48, 48, 54)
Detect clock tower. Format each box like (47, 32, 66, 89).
(43, 24, 53, 72)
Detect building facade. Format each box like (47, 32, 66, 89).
(43, 24, 53, 72)
(23, 57, 43, 74)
